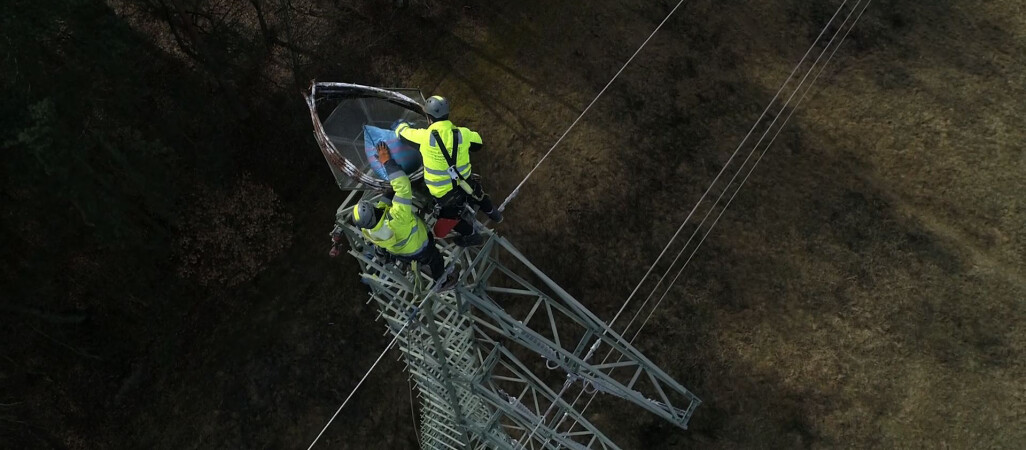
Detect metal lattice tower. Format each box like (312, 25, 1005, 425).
(332, 191, 701, 450)
(310, 82, 700, 449)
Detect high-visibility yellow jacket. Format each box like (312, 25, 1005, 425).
(360, 160, 430, 256)
(396, 120, 483, 198)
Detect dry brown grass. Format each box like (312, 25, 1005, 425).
(392, 0, 1026, 447)
(31, 0, 1020, 448)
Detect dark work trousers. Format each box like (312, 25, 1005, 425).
(394, 233, 446, 281)
(436, 179, 494, 236)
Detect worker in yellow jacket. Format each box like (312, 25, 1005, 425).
(395, 95, 501, 247)
(346, 142, 456, 290)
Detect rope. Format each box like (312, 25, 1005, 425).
(558, 0, 874, 437)
(498, 0, 690, 214)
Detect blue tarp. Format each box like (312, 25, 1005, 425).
(363, 125, 423, 180)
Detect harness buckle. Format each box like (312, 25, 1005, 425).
(446, 166, 460, 180)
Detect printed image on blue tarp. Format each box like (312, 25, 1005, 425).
(363, 125, 423, 179)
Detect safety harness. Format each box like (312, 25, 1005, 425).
(431, 130, 478, 198)
(429, 129, 482, 238)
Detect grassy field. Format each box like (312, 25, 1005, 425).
(383, 0, 1026, 448)
(4, 0, 1023, 448)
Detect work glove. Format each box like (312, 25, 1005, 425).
(376, 141, 392, 164)
(391, 119, 409, 130)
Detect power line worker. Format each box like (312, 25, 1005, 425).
(395, 95, 502, 247)
(343, 141, 457, 290)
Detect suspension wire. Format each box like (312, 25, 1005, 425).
(404, 314, 423, 446)
(556, 0, 856, 419)
(508, 7, 693, 446)
(558, 0, 874, 437)
(407, 369, 422, 446)
(314, 0, 869, 445)
(307, 260, 458, 449)
(518, 0, 856, 442)
(497, 0, 690, 214)
(602, 0, 853, 335)
(618, 0, 866, 351)
(307, 323, 409, 450)
(629, 0, 874, 345)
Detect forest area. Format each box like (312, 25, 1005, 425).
(2, 0, 1024, 448)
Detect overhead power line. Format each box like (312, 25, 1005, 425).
(555, 0, 874, 440)
(307, 323, 410, 450)
(498, 0, 690, 214)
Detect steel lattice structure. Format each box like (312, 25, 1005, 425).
(309, 81, 699, 449)
(332, 190, 701, 450)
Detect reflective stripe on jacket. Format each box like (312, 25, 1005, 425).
(361, 160, 430, 256)
(396, 120, 482, 198)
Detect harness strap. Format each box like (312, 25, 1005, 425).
(431, 130, 464, 189)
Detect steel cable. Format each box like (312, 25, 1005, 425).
(498, 0, 690, 214)
(555, 0, 872, 440)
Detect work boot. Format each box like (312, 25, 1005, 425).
(436, 268, 461, 292)
(454, 233, 484, 247)
(484, 208, 503, 224)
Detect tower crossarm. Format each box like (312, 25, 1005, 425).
(331, 188, 699, 449)
(467, 341, 623, 450)
(455, 234, 702, 430)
